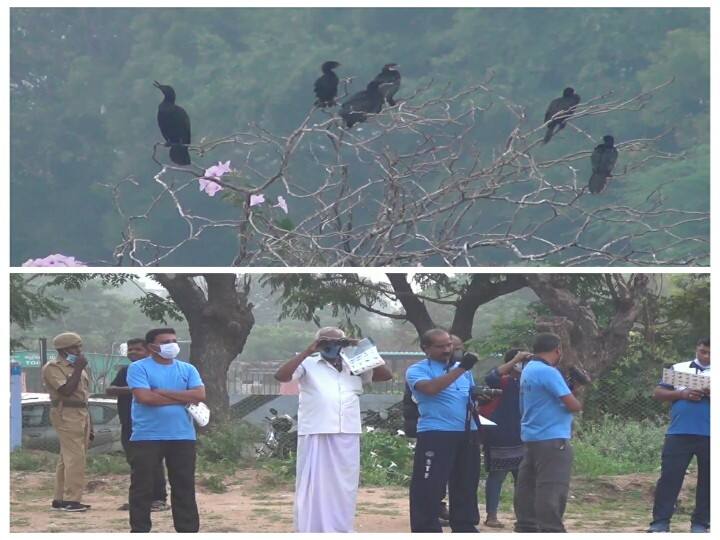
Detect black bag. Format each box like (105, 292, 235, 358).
(402, 382, 420, 438)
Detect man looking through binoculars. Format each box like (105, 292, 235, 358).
(274, 327, 392, 533)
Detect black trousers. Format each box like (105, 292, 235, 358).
(121, 427, 167, 503)
(651, 434, 710, 528)
(409, 431, 481, 532)
(513, 439, 573, 533)
(129, 440, 199, 533)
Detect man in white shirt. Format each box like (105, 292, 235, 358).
(274, 327, 393, 532)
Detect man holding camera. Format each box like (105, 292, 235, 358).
(274, 327, 392, 533)
(513, 333, 585, 533)
(405, 328, 482, 533)
(647, 337, 710, 533)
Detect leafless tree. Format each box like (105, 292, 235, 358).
(104, 77, 706, 266)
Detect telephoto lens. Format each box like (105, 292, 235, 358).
(566, 365, 592, 387)
(469, 385, 503, 404)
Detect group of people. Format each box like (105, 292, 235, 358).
(41, 327, 709, 533)
(41, 328, 205, 532)
(276, 328, 710, 534)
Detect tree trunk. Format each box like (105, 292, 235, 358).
(527, 274, 649, 378)
(152, 274, 255, 421)
(385, 273, 528, 342)
(386, 273, 436, 335)
(450, 275, 528, 341)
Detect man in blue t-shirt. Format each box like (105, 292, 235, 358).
(105, 338, 167, 512)
(405, 328, 480, 532)
(648, 337, 710, 533)
(514, 333, 584, 533)
(127, 327, 205, 533)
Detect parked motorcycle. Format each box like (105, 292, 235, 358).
(256, 408, 298, 459)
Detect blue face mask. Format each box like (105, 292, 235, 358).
(65, 354, 78, 364)
(320, 344, 343, 360)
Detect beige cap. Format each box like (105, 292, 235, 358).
(315, 327, 346, 340)
(52, 332, 83, 349)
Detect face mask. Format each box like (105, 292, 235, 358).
(320, 344, 343, 360)
(157, 343, 180, 360)
(65, 354, 78, 364)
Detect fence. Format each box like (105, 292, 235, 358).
(230, 356, 668, 414)
(12, 347, 672, 422)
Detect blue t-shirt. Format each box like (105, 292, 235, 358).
(519, 359, 573, 442)
(406, 358, 476, 432)
(127, 357, 204, 441)
(658, 360, 710, 437)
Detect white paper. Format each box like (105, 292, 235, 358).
(340, 338, 386, 375)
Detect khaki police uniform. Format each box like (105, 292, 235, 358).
(41, 357, 91, 503)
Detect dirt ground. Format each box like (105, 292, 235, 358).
(9, 468, 700, 533)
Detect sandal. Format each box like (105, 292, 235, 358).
(484, 516, 505, 528)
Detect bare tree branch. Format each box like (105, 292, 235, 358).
(102, 77, 706, 267)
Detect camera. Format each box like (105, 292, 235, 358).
(470, 385, 503, 405)
(565, 365, 592, 389)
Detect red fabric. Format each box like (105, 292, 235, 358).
(478, 375, 511, 418)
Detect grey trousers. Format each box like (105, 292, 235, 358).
(513, 439, 573, 532)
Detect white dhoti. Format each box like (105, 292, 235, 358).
(294, 433, 361, 533)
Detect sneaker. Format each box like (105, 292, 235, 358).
(151, 500, 169, 512)
(51, 499, 65, 510)
(647, 522, 670, 533)
(117, 503, 130, 511)
(61, 501, 88, 512)
(690, 524, 709, 533)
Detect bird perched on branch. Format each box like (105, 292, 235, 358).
(314, 61, 341, 108)
(340, 80, 385, 128)
(588, 135, 619, 194)
(543, 87, 581, 144)
(153, 81, 191, 165)
(372, 63, 401, 106)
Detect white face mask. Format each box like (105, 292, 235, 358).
(157, 342, 180, 360)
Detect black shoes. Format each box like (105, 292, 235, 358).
(60, 501, 90, 512)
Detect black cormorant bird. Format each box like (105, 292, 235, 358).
(372, 63, 401, 106)
(314, 61, 341, 108)
(543, 87, 581, 144)
(340, 80, 385, 128)
(153, 81, 191, 165)
(588, 135, 618, 194)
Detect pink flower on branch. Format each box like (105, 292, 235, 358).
(274, 196, 289, 214)
(197, 160, 231, 197)
(250, 194, 266, 207)
(204, 160, 231, 179)
(22, 254, 87, 267)
(198, 178, 223, 197)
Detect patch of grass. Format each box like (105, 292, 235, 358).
(199, 474, 227, 493)
(360, 431, 414, 487)
(252, 507, 273, 515)
(10, 517, 30, 527)
(573, 417, 665, 477)
(10, 449, 56, 472)
(87, 453, 130, 475)
(197, 421, 263, 470)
